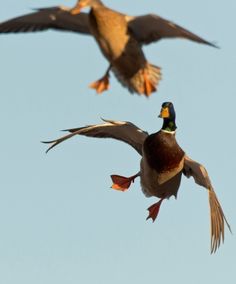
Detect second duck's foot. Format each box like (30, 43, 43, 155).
(146, 198, 165, 222)
(89, 74, 110, 94)
(110, 173, 139, 192)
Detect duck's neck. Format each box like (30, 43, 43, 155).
(161, 118, 177, 133)
(91, 0, 104, 8)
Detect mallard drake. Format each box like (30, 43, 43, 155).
(43, 102, 231, 253)
(0, 1, 217, 97)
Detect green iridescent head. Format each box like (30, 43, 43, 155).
(159, 102, 177, 132)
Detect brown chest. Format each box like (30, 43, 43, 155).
(89, 8, 129, 60)
(143, 131, 185, 173)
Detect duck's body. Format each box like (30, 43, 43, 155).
(0, 0, 216, 96)
(43, 102, 231, 253)
(141, 130, 185, 198)
(89, 6, 129, 61)
(88, 4, 157, 94)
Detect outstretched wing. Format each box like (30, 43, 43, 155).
(183, 156, 231, 253)
(127, 14, 217, 47)
(0, 7, 90, 35)
(42, 119, 148, 155)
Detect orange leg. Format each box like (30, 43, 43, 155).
(89, 66, 111, 94)
(146, 198, 165, 222)
(110, 173, 140, 192)
(143, 70, 156, 97)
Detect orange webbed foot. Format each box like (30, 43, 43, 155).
(110, 173, 139, 192)
(146, 198, 165, 222)
(143, 71, 156, 97)
(89, 74, 110, 94)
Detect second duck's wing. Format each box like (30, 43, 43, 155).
(183, 155, 231, 253)
(127, 14, 217, 47)
(43, 119, 148, 155)
(0, 7, 90, 35)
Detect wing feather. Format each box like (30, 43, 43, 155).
(0, 7, 90, 35)
(183, 156, 231, 253)
(128, 14, 217, 47)
(42, 119, 148, 155)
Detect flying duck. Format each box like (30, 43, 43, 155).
(0, 0, 217, 97)
(43, 102, 231, 253)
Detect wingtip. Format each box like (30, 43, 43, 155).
(101, 117, 109, 122)
(209, 41, 220, 49)
(208, 188, 232, 254)
(41, 140, 56, 153)
(41, 140, 56, 145)
(100, 118, 116, 124)
(45, 144, 55, 154)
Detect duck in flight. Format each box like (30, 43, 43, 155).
(43, 102, 231, 253)
(0, 0, 217, 97)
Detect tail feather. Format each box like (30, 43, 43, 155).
(112, 62, 161, 97)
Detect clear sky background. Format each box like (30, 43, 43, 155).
(0, 0, 235, 283)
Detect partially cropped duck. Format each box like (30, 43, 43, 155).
(0, 0, 217, 97)
(43, 102, 231, 253)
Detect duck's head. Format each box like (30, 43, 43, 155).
(159, 102, 177, 133)
(71, 0, 104, 14)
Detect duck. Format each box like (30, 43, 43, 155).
(0, 0, 217, 97)
(43, 102, 231, 253)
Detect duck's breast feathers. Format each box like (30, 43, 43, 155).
(89, 6, 127, 36)
(140, 154, 183, 198)
(143, 131, 185, 173)
(89, 6, 131, 60)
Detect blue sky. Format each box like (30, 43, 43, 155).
(0, 0, 235, 283)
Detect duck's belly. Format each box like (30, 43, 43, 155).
(140, 154, 183, 199)
(112, 39, 147, 79)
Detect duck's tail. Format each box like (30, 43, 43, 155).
(112, 63, 162, 97)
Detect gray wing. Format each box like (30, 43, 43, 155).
(42, 119, 148, 156)
(0, 6, 90, 35)
(183, 156, 231, 253)
(127, 14, 217, 48)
